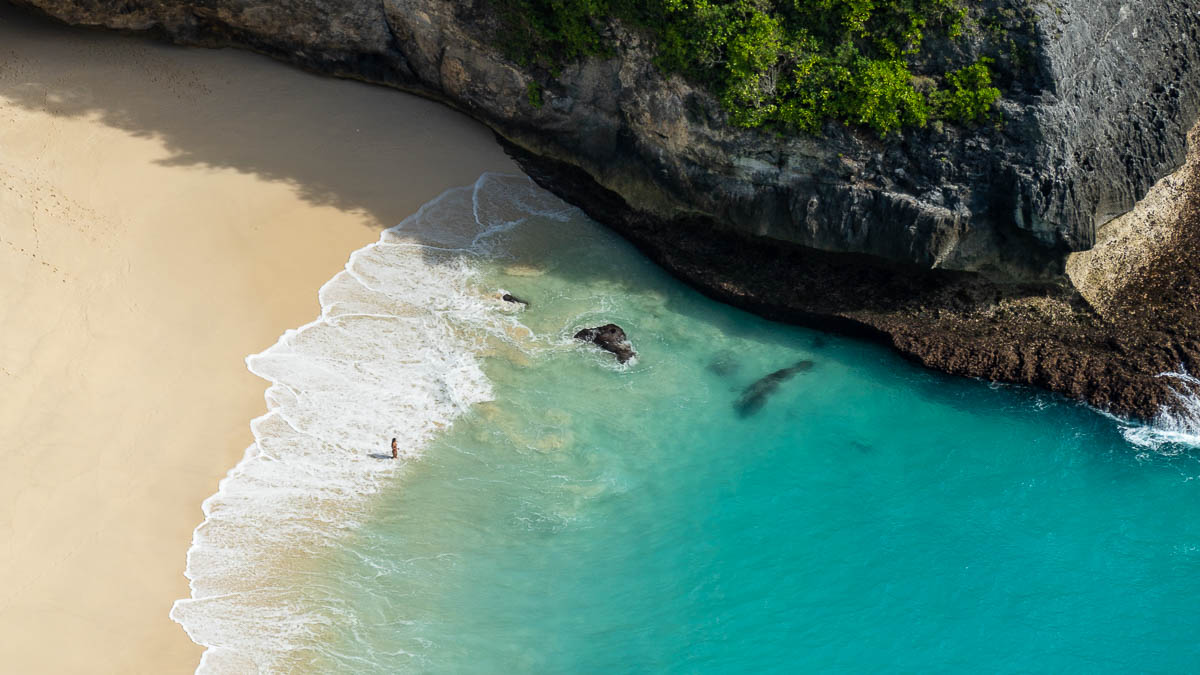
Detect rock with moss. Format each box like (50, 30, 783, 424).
(491, 0, 995, 138)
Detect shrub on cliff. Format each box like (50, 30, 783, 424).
(932, 57, 1002, 125)
(490, 0, 1005, 137)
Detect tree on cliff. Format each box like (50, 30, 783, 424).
(492, 0, 1007, 137)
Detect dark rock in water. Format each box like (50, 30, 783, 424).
(707, 350, 740, 377)
(501, 292, 528, 307)
(574, 324, 636, 364)
(810, 334, 828, 350)
(735, 360, 814, 417)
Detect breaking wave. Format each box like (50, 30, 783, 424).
(1120, 370, 1200, 454)
(170, 174, 574, 672)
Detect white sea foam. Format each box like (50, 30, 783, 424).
(1120, 370, 1200, 454)
(171, 174, 573, 673)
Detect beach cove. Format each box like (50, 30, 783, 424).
(0, 6, 516, 671)
(176, 173, 1200, 672)
(4, 3, 1200, 673)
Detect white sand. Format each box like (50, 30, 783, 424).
(0, 7, 517, 672)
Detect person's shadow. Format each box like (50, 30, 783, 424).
(367, 453, 394, 460)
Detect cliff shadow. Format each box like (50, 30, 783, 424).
(0, 2, 518, 233)
(0, 2, 831, 361)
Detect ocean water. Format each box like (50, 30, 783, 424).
(174, 175, 1200, 673)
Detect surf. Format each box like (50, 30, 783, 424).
(173, 174, 1200, 673)
(1120, 369, 1200, 454)
(170, 174, 571, 672)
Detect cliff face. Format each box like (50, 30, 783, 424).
(12, 0, 1200, 280)
(11, 0, 1200, 420)
(503, 121, 1200, 422)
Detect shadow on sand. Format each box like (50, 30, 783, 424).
(0, 3, 516, 230)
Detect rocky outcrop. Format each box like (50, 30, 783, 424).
(507, 122, 1200, 421)
(12, 0, 1200, 279)
(10, 0, 1200, 418)
(500, 292, 528, 307)
(574, 324, 636, 364)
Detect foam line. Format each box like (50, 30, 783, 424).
(171, 174, 569, 673)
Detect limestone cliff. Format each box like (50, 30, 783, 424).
(9, 0, 1200, 419)
(11, 0, 1200, 279)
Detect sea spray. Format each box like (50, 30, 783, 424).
(1121, 369, 1200, 453)
(171, 175, 575, 672)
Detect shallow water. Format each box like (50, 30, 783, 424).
(176, 175, 1200, 672)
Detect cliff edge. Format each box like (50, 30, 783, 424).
(9, 0, 1200, 420)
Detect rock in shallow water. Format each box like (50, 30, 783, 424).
(574, 324, 636, 364)
(501, 292, 528, 307)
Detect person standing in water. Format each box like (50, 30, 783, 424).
(391, 438, 398, 460)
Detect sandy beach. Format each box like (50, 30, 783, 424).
(0, 6, 517, 672)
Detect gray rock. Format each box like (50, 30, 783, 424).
(574, 324, 635, 364)
(12, 0, 1199, 279)
(501, 292, 527, 307)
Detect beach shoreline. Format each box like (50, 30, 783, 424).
(0, 7, 517, 672)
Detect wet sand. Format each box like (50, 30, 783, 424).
(0, 6, 516, 672)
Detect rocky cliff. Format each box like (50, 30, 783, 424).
(12, 0, 1200, 277)
(9, 0, 1200, 419)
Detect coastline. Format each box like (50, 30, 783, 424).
(503, 124, 1200, 422)
(9, 0, 1196, 421)
(0, 8, 516, 673)
(170, 173, 568, 671)
(1, 4, 1198, 671)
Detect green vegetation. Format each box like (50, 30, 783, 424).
(527, 80, 545, 108)
(932, 58, 1001, 125)
(491, 0, 1004, 137)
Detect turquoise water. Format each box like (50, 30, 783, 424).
(177, 176, 1200, 672)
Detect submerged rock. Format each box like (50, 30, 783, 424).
(574, 324, 636, 364)
(735, 360, 814, 417)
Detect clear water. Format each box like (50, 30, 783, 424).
(176, 175, 1200, 673)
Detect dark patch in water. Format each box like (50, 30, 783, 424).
(848, 440, 872, 454)
(735, 360, 814, 417)
(707, 350, 740, 377)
